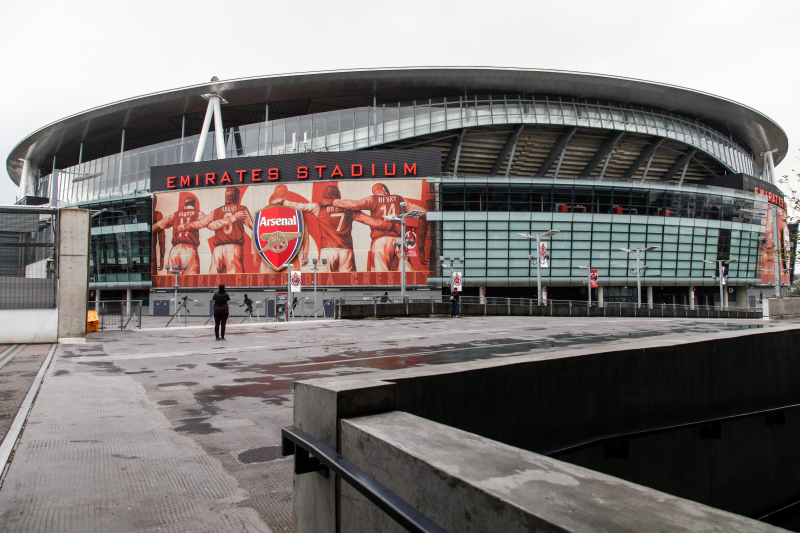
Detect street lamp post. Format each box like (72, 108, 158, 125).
(383, 203, 426, 302)
(619, 246, 658, 308)
(577, 265, 592, 308)
(168, 264, 188, 326)
(518, 230, 560, 306)
(703, 258, 737, 310)
(302, 257, 328, 320)
(439, 255, 465, 292)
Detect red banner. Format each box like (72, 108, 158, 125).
(152, 271, 430, 289)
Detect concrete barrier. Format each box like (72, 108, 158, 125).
(763, 297, 800, 319)
(293, 324, 800, 532)
(339, 412, 780, 533)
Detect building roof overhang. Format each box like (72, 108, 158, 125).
(6, 66, 788, 184)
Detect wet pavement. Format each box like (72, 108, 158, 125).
(0, 345, 51, 444)
(0, 316, 788, 532)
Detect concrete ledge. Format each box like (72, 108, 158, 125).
(763, 297, 800, 319)
(0, 309, 58, 343)
(340, 411, 782, 533)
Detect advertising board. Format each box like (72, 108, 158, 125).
(152, 179, 433, 289)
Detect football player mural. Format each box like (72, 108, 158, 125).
(152, 179, 433, 288)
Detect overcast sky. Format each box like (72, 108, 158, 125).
(1, 0, 798, 204)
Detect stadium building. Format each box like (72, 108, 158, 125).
(5, 67, 792, 314)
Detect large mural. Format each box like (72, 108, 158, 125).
(152, 179, 434, 288)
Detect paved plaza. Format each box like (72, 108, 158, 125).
(0, 316, 788, 532)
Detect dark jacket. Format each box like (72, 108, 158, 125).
(213, 291, 231, 312)
(451, 291, 460, 302)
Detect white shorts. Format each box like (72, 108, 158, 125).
(321, 248, 356, 273)
(371, 235, 413, 272)
(211, 244, 244, 274)
(166, 244, 200, 275)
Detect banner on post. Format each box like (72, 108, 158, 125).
(590, 270, 599, 288)
(290, 271, 302, 292)
(539, 242, 549, 268)
(452, 272, 463, 292)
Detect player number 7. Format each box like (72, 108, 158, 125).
(331, 212, 345, 231)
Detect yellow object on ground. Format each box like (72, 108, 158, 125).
(87, 310, 99, 332)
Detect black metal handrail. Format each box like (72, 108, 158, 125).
(543, 402, 800, 458)
(282, 425, 448, 533)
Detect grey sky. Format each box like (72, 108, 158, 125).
(1, 0, 797, 204)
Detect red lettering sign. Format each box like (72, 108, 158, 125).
(180, 175, 191, 187)
(220, 171, 232, 184)
(331, 165, 343, 177)
(236, 170, 246, 182)
(404, 163, 417, 176)
(205, 173, 216, 185)
(167, 176, 176, 188)
(268, 168, 279, 181)
(252, 169, 262, 182)
(385, 163, 396, 176)
(297, 166, 308, 179)
(351, 164, 362, 177)
(315, 165, 326, 177)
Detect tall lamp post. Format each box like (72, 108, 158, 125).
(703, 257, 737, 310)
(518, 230, 560, 306)
(440, 255, 465, 292)
(619, 246, 658, 308)
(168, 264, 188, 326)
(383, 203, 426, 301)
(577, 265, 593, 308)
(301, 257, 328, 320)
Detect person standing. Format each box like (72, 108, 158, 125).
(450, 290, 460, 318)
(213, 284, 231, 340)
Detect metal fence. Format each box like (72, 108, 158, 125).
(334, 295, 763, 319)
(0, 206, 58, 310)
(88, 300, 142, 330)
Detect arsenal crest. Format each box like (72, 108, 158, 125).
(254, 206, 305, 270)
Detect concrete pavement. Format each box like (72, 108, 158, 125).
(0, 316, 788, 532)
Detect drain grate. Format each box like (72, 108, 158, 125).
(238, 446, 283, 464)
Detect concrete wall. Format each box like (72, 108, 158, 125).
(57, 208, 89, 340)
(0, 309, 58, 343)
(763, 297, 800, 319)
(339, 412, 781, 533)
(294, 324, 800, 531)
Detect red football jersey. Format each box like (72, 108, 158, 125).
(364, 195, 404, 240)
(318, 205, 354, 250)
(171, 209, 201, 246)
(212, 204, 247, 246)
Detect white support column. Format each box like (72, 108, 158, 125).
(766, 151, 777, 184)
(723, 287, 729, 309)
(126, 288, 132, 316)
(598, 286, 604, 308)
(194, 94, 226, 162)
(689, 286, 696, 310)
(479, 287, 486, 304)
(17, 158, 31, 201)
(646, 286, 653, 309)
(212, 96, 225, 160)
(195, 101, 215, 162)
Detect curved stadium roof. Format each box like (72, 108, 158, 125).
(6, 67, 788, 185)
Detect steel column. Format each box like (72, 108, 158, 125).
(580, 131, 624, 178)
(622, 138, 664, 180)
(489, 124, 524, 176)
(536, 126, 577, 176)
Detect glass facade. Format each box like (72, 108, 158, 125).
(432, 178, 767, 287)
(45, 96, 755, 208)
(85, 198, 153, 288)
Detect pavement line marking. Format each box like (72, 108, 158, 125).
(0, 343, 58, 490)
(0, 345, 25, 371)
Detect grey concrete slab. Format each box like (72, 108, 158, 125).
(0, 345, 50, 444)
(0, 316, 794, 532)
